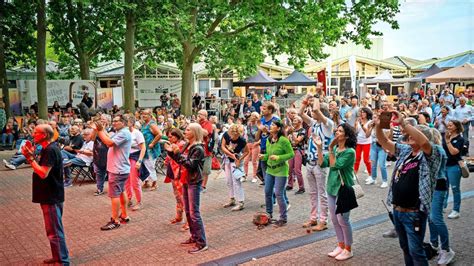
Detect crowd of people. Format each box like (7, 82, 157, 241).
(7, 84, 474, 264)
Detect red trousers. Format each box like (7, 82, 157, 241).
(354, 143, 371, 175)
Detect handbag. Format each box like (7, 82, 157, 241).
(231, 163, 245, 180)
(338, 170, 364, 199)
(336, 173, 358, 214)
(459, 160, 470, 178)
(352, 173, 365, 199)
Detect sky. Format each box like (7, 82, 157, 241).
(375, 0, 473, 60)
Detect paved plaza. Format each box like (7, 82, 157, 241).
(1, 149, 473, 265)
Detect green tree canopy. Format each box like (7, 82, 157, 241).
(0, 0, 36, 117)
(137, 0, 399, 115)
(48, 0, 124, 79)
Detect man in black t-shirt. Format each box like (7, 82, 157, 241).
(22, 124, 70, 264)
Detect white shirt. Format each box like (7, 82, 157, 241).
(130, 128, 145, 153)
(356, 121, 372, 145)
(453, 104, 473, 122)
(77, 140, 94, 165)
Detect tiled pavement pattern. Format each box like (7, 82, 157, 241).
(1, 144, 474, 265)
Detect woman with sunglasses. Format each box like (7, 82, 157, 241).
(259, 120, 294, 227)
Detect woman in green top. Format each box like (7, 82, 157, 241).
(259, 120, 294, 227)
(316, 123, 357, 261)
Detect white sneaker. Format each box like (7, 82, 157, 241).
(240, 177, 247, 182)
(380, 182, 388, 188)
(365, 178, 375, 185)
(251, 178, 258, 183)
(5, 162, 16, 170)
(3, 159, 7, 165)
(328, 246, 344, 258)
(438, 249, 455, 265)
(386, 162, 392, 167)
(365, 177, 372, 182)
(447, 210, 460, 219)
(335, 249, 353, 261)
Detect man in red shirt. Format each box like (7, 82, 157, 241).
(197, 109, 214, 192)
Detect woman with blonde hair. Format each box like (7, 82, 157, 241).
(244, 112, 261, 183)
(221, 124, 249, 211)
(429, 128, 455, 264)
(164, 123, 207, 254)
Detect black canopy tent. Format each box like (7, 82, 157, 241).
(276, 70, 318, 86)
(233, 70, 277, 87)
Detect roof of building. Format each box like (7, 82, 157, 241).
(412, 50, 474, 70)
(382, 56, 425, 68)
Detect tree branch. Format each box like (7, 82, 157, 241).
(217, 22, 257, 37)
(48, 30, 79, 60)
(134, 46, 160, 54)
(205, 14, 226, 38)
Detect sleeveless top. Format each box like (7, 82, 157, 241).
(142, 120, 161, 159)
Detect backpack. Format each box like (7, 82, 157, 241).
(253, 212, 271, 230)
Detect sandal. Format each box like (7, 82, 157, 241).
(170, 217, 183, 224)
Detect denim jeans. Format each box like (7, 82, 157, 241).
(183, 181, 207, 247)
(327, 194, 353, 246)
(264, 173, 288, 221)
(63, 157, 87, 182)
(462, 123, 469, 140)
(370, 143, 388, 182)
(94, 163, 107, 192)
(40, 203, 69, 264)
(1, 133, 14, 146)
(429, 190, 450, 250)
(393, 210, 428, 266)
(61, 150, 76, 161)
(446, 165, 462, 212)
(9, 154, 27, 167)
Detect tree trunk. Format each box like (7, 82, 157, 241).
(0, 0, 11, 118)
(123, 9, 135, 113)
(36, 0, 47, 119)
(181, 43, 194, 116)
(78, 52, 90, 80)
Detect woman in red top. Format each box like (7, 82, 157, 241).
(165, 128, 188, 230)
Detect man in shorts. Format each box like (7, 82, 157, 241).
(91, 114, 132, 230)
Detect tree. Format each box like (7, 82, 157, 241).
(0, 0, 36, 117)
(37, 0, 47, 119)
(142, 1, 399, 115)
(48, 0, 124, 80)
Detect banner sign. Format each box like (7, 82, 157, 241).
(25, 80, 96, 107)
(137, 79, 181, 107)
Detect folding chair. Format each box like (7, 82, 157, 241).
(155, 153, 166, 176)
(71, 164, 95, 186)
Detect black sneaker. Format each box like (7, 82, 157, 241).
(188, 245, 208, 254)
(94, 190, 104, 196)
(180, 238, 196, 246)
(285, 186, 293, 191)
(273, 220, 287, 228)
(101, 218, 120, 231)
(295, 188, 305, 195)
(119, 216, 131, 224)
